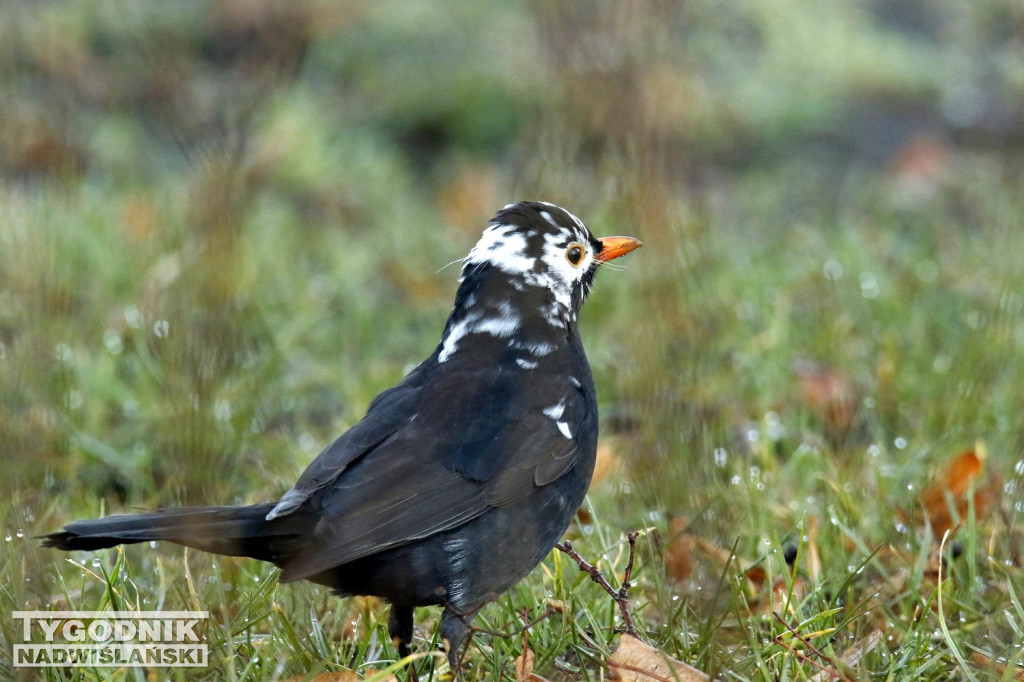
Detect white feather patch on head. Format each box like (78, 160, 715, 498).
(460, 204, 597, 328)
(463, 225, 533, 277)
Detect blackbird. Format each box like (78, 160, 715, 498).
(44, 201, 642, 669)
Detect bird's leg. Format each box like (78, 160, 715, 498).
(388, 605, 415, 661)
(439, 606, 473, 672)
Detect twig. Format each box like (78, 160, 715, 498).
(471, 607, 556, 638)
(771, 635, 835, 677)
(773, 613, 852, 682)
(555, 531, 641, 636)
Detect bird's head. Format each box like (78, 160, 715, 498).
(438, 201, 641, 363)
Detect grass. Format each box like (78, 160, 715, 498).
(3, 1, 1024, 680)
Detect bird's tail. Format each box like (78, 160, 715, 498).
(42, 504, 310, 565)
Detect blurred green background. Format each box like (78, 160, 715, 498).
(2, 1, 1024, 679)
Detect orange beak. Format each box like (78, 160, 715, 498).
(595, 236, 643, 262)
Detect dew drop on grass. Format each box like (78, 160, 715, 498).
(65, 390, 84, 410)
(859, 272, 880, 299)
(149, 541, 158, 548)
(16, 529, 24, 538)
(124, 305, 142, 328)
(91, 559, 101, 568)
(103, 329, 124, 355)
(713, 447, 727, 467)
(153, 319, 170, 338)
(214, 399, 232, 421)
(298, 432, 317, 452)
(4, 534, 10, 542)
(894, 437, 907, 449)
(1015, 460, 1024, 476)
(730, 475, 741, 486)
(54, 343, 72, 362)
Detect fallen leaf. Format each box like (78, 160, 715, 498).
(121, 192, 163, 243)
(892, 135, 948, 179)
(920, 448, 995, 537)
(971, 651, 1024, 680)
(690, 537, 759, 595)
(805, 516, 822, 583)
(663, 516, 694, 583)
(544, 598, 568, 614)
(745, 565, 767, 589)
(515, 646, 550, 682)
(284, 670, 394, 682)
(792, 360, 856, 434)
(607, 634, 710, 682)
(590, 442, 620, 488)
(808, 630, 883, 682)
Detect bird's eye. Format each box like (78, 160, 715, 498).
(565, 244, 585, 266)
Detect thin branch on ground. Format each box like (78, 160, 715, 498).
(471, 606, 557, 639)
(772, 612, 851, 682)
(555, 531, 641, 637)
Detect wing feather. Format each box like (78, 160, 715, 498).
(278, 357, 596, 582)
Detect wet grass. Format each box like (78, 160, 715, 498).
(3, 1, 1024, 680)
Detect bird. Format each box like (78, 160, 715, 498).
(43, 200, 642, 670)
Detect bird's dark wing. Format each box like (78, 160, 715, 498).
(265, 367, 428, 520)
(278, 359, 595, 582)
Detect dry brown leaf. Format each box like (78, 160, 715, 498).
(607, 634, 710, 682)
(340, 596, 382, 640)
(663, 516, 694, 583)
(920, 449, 994, 537)
(971, 651, 1024, 680)
(806, 516, 822, 583)
(891, 134, 949, 185)
(545, 598, 568, 614)
(283, 670, 396, 682)
(590, 442, 620, 489)
(745, 565, 767, 589)
(770, 575, 806, 614)
(792, 360, 856, 433)
(808, 630, 883, 682)
(691, 537, 759, 595)
(120, 192, 162, 243)
(515, 646, 550, 682)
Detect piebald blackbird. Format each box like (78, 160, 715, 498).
(44, 201, 642, 669)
